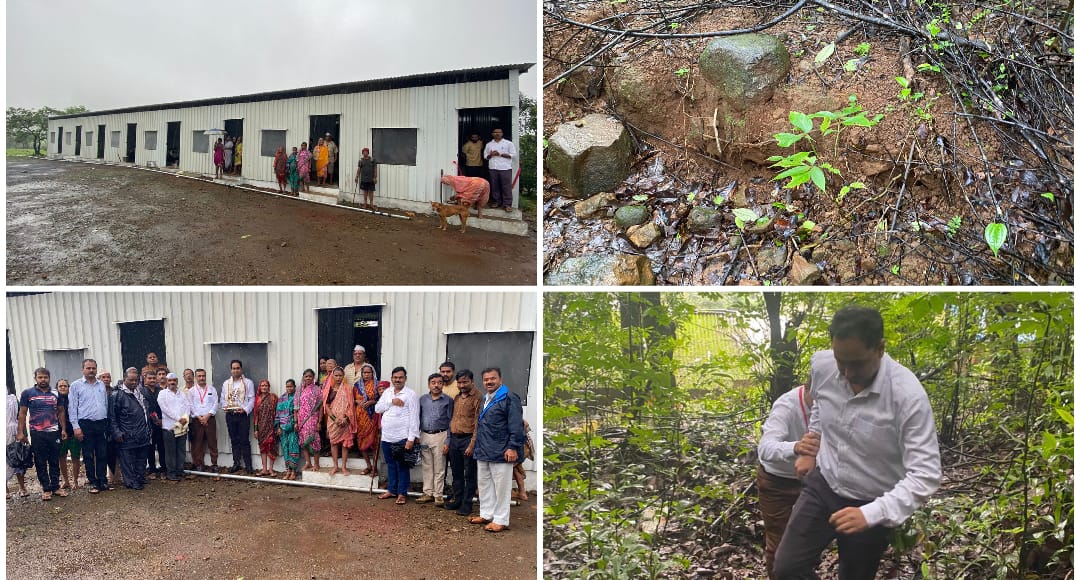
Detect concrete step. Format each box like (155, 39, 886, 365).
(299, 469, 378, 489)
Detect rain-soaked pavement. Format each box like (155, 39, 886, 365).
(7, 158, 535, 285)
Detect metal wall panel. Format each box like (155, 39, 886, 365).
(46, 75, 518, 205)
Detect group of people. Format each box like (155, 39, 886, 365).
(457, 128, 517, 212)
(756, 306, 942, 579)
(270, 134, 346, 197)
(212, 135, 243, 179)
(8, 346, 531, 533)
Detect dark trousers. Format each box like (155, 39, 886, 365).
(774, 468, 890, 580)
(162, 431, 188, 479)
(146, 425, 165, 473)
(381, 439, 410, 496)
(106, 439, 119, 480)
(80, 418, 109, 489)
(757, 463, 804, 579)
(489, 168, 513, 208)
(30, 431, 62, 492)
(190, 417, 219, 468)
(463, 164, 486, 179)
(448, 433, 478, 510)
(226, 411, 253, 470)
(120, 445, 148, 489)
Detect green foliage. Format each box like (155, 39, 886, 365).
(7, 106, 63, 156)
(854, 42, 871, 56)
(947, 215, 962, 238)
(518, 93, 537, 201)
(984, 222, 1007, 257)
(674, 67, 690, 77)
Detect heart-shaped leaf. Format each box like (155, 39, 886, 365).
(984, 222, 1007, 257)
(789, 111, 814, 134)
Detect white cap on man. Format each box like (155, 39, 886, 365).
(354, 345, 365, 353)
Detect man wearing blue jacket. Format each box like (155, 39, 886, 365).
(469, 367, 524, 533)
(108, 368, 152, 490)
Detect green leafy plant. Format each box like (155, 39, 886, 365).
(984, 222, 1007, 257)
(837, 181, 866, 203)
(947, 216, 962, 238)
(632, 194, 649, 202)
(854, 42, 871, 56)
(732, 208, 768, 231)
(1040, 192, 1055, 201)
(674, 67, 690, 77)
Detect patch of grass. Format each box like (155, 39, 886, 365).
(6, 149, 40, 157)
(519, 194, 537, 218)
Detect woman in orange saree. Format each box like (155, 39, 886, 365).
(353, 363, 382, 476)
(313, 138, 330, 186)
(322, 367, 355, 476)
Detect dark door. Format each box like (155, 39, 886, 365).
(97, 124, 106, 158)
(317, 306, 382, 378)
(166, 122, 181, 167)
(126, 123, 137, 163)
(57, 126, 63, 154)
(119, 320, 167, 375)
(457, 107, 513, 171)
(75, 126, 82, 156)
(6, 334, 16, 392)
(309, 114, 341, 184)
(446, 331, 534, 401)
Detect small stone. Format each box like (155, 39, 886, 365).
(573, 192, 616, 219)
(729, 233, 744, 249)
(614, 205, 650, 229)
(687, 207, 722, 234)
(859, 257, 877, 271)
(627, 223, 662, 248)
(546, 253, 655, 286)
(730, 183, 750, 208)
(756, 243, 788, 271)
(788, 254, 822, 285)
(546, 114, 634, 198)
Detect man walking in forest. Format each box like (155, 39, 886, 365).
(757, 383, 812, 579)
(774, 306, 941, 580)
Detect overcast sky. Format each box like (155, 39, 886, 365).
(7, 0, 537, 111)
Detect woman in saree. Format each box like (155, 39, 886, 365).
(223, 136, 235, 173)
(296, 142, 313, 193)
(297, 368, 323, 472)
(273, 146, 288, 194)
(440, 173, 491, 218)
(322, 366, 355, 476)
(233, 137, 243, 176)
(313, 137, 330, 187)
(286, 147, 300, 195)
(253, 380, 278, 476)
(276, 379, 300, 480)
(353, 363, 382, 476)
(213, 138, 224, 179)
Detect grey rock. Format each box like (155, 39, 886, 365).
(756, 243, 789, 271)
(687, 207, 722, 234)
(614, 205, 650, 229)
(546, 254, 656, 286)
(573, 192, 616, 219)
(699, 34, 791, 109)
(546, 114, 633, 198)
(627, 222, 662, 248)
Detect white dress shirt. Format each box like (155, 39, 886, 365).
(483, 139, 516, 171)
(757, 385, 810, 480)
(375, 385, 420, 443)
(809, 350, 942, 528)
(188, 384, 218, 417)
(157, 388, 192, 431)
(220, 376, 255, 414)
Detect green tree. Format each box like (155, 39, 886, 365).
(519, 93, 537, 200)
(7, 105, 88, 155)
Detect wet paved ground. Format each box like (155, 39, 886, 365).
(7, 472, 537, 579)
(7, 157, 536, 286)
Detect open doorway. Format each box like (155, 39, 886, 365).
(309, 114, 341, 186)
(97, 124, 106, 159)
(57, 126, 64, 155)
(119, 319, 167, 375)
(125, 123, 137, 163)
(75, 126, 82, 156)
(457, 107, 513, 176)
(317, 305, 382, 378)
(166, 122, 181, 167)
(224, 118, 243, 176)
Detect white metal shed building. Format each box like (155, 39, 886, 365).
(45, 64, 533, 220)
(6, 291, 538, 489)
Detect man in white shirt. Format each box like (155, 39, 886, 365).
(757, 384, 812, 579)
(188, 369, 219, 473)
(220, 360, 256, 475)
(482, 128, 516, 212)
(374, 366, 420, 504)
(157, 373, 191, 482)
(775, 306, 941, 580)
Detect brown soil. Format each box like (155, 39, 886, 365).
(7, 157, 536, 286)
(6, 471, 537, 579)
(543, 2, 1072, 285)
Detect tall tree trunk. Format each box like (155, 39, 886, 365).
(764, 293, 798, 403)
(619, 293, 675, 421)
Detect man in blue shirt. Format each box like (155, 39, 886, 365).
(470, 367, 524, 533)
(417, 373, 454, 505)
(69, 358, 110, 494)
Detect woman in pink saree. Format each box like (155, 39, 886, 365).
(296, 142, 313, 193)
(297, 368, 323, 472)
(322, 366, 355, 476)
(440, 174, 491, 218)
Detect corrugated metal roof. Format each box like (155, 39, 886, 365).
(49, 63, 535, 120)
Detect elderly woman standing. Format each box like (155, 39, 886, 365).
(253, 380, 278, 476)
(213, 138, 225, 179)
(297, 369, 323, 472)
(313, 138, 330, 187)
(323, 367, 355, 476)
(286, 147, 300, 195)
(297, 142, 313, 193)
(276, 380, 300, 480)
(223, 136, 235, 174)
(273, 147, 289, 194)
(353, 363, 382, 477)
